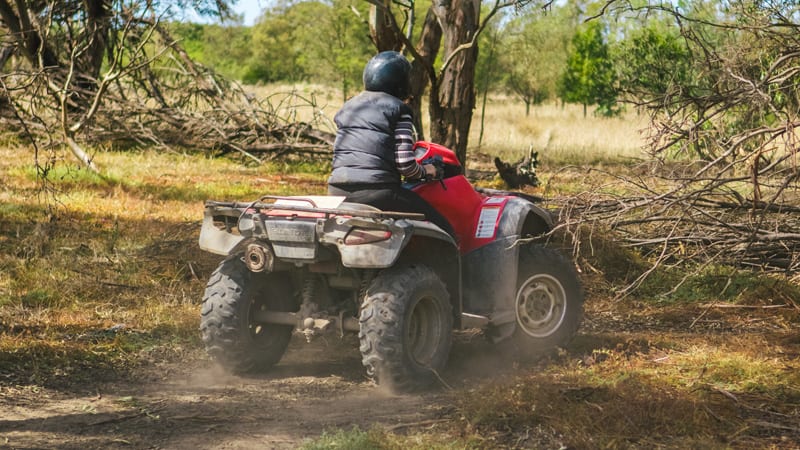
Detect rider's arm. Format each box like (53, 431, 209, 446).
(395, 114, 425, 180)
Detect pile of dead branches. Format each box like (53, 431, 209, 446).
(551, 159, 800, 289)
(548, 1, 800, 287)
(1, 12, 333, 173)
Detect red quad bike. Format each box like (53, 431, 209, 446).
(199, 141, 584, 391)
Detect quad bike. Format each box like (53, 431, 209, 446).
(198, 141, 583, 391)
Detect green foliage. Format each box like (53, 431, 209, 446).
(606, 0, 800, 161)
(301, 427, 388, 450)
(247, 0, 373, 97)
(614, 24, 693, 103)
(247, 2, 322, 83)
(169, 22, 254, 81)
(316, 0, 374, 99)
(474, 8, 505, 97)
(170, 0, 372, 95)
(558, 21, 619, 117)
(499, 6, 573, 113)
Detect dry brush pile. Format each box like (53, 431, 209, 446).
(545, 1, 800, 290)
(557, 160, 800, 292)
(0, 8, 333, 177)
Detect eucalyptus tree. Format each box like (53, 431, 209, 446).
(558, 20, 617, 117)
(367, 0, 556, 164)
(500, 5, 573, 116)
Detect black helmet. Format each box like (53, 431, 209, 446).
(363, 51, 411, 99)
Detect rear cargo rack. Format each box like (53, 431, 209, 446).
(204, 200, 426, 221)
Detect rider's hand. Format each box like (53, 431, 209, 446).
(423, 164, 437, 178)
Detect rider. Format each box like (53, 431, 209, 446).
(327, 51, 456, 239)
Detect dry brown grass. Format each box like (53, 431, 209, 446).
(0, 142, 328, 386)
(468, 99, 650, 165)
(241, 84, 650, 167)
(2, 95, 799, 448)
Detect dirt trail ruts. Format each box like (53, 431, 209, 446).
(0, 333, 510, 449)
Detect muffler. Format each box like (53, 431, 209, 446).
(244, 242, 275, 272)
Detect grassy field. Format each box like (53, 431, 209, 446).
(1, 96, 798, 448)
(242, 84, 650, 165)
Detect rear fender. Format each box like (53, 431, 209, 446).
(319, 217, 414, 268)
(199, 208, 245, 256)
(395, 223, 462, 327)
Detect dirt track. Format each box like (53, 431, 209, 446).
(6, 299, 798, 449)
(0, 332, 511, 449)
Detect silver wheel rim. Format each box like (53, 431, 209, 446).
(516, 274, 567, 338)
(406, 295, 442, 366)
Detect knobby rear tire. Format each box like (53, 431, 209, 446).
(359, 265, 453, 392)
(200, 256, 295, 373)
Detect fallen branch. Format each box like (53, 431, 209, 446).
(385, 418, 450, 432)
(697, 303, 789, 309)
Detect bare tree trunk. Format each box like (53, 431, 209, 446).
(408, 8, 441, 141)
(430, 0, 479, 164)
(79, 0, 111, 84)
(0, 45, 11, 114)
(0, 0, 59, 68)
(478, 28, 500, 148)
(368, 1, 403, 52)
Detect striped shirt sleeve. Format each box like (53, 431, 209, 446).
(395, 114, 423, 180)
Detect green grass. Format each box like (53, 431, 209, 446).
(300, 426, 483, 450)
(21, 163, 115, 187)
(300, 427, 389, 450)
(633, 263, 800, 305)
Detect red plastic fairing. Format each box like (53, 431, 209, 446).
(413, 175, 483, 252)
(412, 141, 516, 253)
(413, 141, 462, 167)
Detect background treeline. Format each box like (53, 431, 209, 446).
(170, 0, 769, 121)
(171, 0, 375, 101)
(171, 1, 623, 115)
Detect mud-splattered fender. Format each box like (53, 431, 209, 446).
(461, 197, 554, 338)
(199, 209, 245, 256)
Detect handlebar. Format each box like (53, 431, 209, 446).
(421, 155, 445, 182)
(419, 155, 447, 190)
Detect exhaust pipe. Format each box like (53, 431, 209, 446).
(244, 242, 274, 272)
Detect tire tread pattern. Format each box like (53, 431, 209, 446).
(200, 256, 293, 373)
(358, 265, 452, 391)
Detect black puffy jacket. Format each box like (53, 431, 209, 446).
(328, 91, 412, 186)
